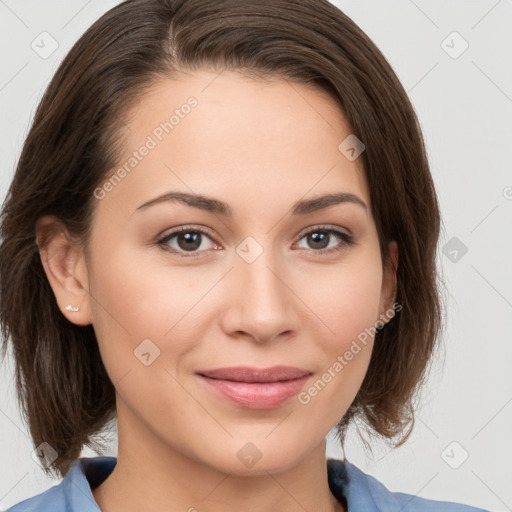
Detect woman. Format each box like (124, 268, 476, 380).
(0, 0, 489, 510)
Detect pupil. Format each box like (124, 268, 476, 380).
(178, 232, 201, 251)
(309, 231, 328, 249)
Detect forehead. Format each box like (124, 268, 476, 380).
(100, 69, 370, 217)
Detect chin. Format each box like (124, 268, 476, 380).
(198, 438, 308, 477)
(216, 455, 301, 478)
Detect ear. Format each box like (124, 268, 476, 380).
(377, 240, 398, 326)
(35, 215, 93, 326)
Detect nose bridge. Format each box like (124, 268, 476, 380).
(236, 235, 288, 307)
(228, 234, 297, 340)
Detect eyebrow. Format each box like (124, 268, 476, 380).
(135, 191, 368, 216)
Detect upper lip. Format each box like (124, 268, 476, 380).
(197, 365, 313, 383)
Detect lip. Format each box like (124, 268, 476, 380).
(196, 365, 312, 382)
(196, 366, 313, 409)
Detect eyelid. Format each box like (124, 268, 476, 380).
(294, 223, 351, 240)
(157, 223, 355, 257)
(292, 224, 355, 254)
(156, 224, 220, 253)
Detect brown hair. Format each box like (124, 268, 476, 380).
(0, 0, 445, 479)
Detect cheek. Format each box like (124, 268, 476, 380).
(305, 256, 383, 345)
(89, 239, 182, 333)
(295, 256, 382, 410)
(88, 225, 382, 398)
(87, 243, 212, 379)
(297, 277, 379, 429)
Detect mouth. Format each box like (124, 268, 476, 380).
(196, 365, 312, 382)
(196, 366, 313, 409)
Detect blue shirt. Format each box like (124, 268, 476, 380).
(5, 456, 489, 511)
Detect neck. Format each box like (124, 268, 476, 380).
(92, 402, 345, 512)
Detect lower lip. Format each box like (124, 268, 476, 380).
(197, 374, 310, 409)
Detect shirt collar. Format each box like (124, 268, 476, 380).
(328, 457, 380, 511)
(63, 456, 116, 511)
(62, 456, 370, 511)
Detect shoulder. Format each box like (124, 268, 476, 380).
(4, 456, 116, 512)
(327, 458, 491, 512)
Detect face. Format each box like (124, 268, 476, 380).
(45, 69, 397, 476)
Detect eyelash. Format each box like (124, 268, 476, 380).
(156, 224, 355, 258)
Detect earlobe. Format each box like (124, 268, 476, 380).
(36, 215, 92, 326)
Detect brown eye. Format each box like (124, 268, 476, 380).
(306, 230, 330, 250)
(175, 231, 202, 251)
(295, 227, 355, 254)
(157, 227, 218, 257)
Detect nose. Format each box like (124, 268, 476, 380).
(219, 242, 301, 344)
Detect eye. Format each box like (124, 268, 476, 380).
(157, 224, 355, 258)
(294, 225, 355, 254)
(157, 226, 219, 257)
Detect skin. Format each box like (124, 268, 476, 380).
(37, 69, 398, 512)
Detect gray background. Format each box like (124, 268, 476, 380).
(0, 1, 511, 511)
